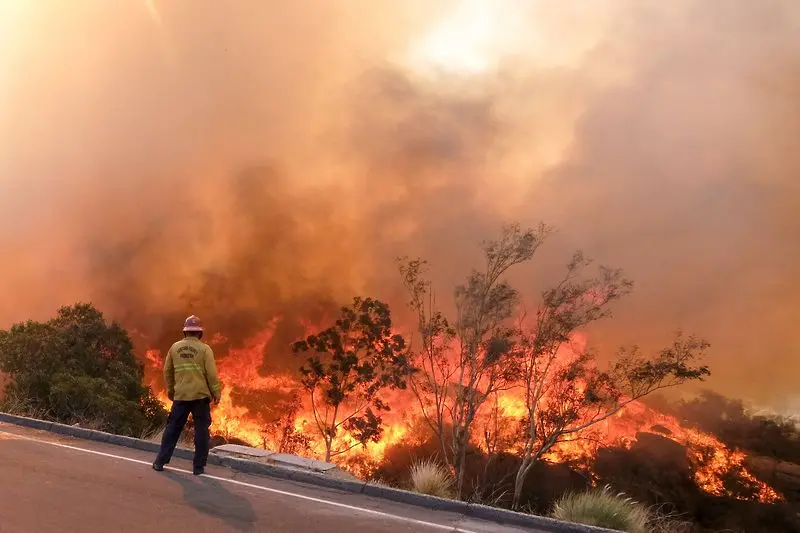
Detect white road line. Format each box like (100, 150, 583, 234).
(2, 429, 481, 533)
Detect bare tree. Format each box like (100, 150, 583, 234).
(398, 223, 552, 497)
(511, 253, 710, 507)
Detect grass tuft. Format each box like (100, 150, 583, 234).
(409, 458, 454, 499)
(552, 485, 650, 533)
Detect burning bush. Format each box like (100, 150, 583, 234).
(669, 390, 800, 466)
(397, 223, 711, 507)
(594, 433, 702, 513)
(130, 223, 785, 528)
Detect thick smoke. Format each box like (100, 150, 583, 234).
(1, 1, 798, 410)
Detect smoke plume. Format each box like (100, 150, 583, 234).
(1, 1, 798, 410)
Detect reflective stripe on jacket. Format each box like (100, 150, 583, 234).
(163, 337, 222, 401)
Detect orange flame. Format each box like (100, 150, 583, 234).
(143, 326, 782, 503)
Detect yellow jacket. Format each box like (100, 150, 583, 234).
(163, 337, 222, 401)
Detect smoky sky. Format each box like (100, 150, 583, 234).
(1, 0, 798, 411)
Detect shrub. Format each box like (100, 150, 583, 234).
(0, 303, 167, 436)
(552, 485, 649, 533)
(409, 458, 454, 499)
(647, 509, 694, 533)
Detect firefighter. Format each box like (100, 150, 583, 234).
(152, 315, 221, 475)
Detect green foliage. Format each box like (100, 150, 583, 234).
(292, 296, 410, 462)
(0, 303, 167, 436)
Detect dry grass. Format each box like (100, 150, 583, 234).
(551, 486, 696, 533)
(409, 458, 454, 499)
(366, 477, 394, 489)
(645, 505, 694, 533)
(140, 424, 166, 442)
(0, 392, 50, 420)
(140, 423, 193, 446)
(552, 485, 650, 533)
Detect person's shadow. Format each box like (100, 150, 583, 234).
(164, 471, 257, 531)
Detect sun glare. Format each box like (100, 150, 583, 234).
(0, 1, 31, 49)
(407, 0, 507, 75)
(402, 0, 616, 81)
(0, 1, 33, 103)
(144, 0, 164, 27)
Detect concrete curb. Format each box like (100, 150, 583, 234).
(0, 412, 620, 533)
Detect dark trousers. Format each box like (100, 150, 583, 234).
(155, 398, 212, 469)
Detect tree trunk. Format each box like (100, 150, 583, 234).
(324, 439, 332, 463)
(456, 439, 468, 498)
(435, 419, 451, 471)
(452, 427, 469, 498)
(512, 457, 533, 510)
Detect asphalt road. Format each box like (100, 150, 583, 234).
(0, 423, 543, 533)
